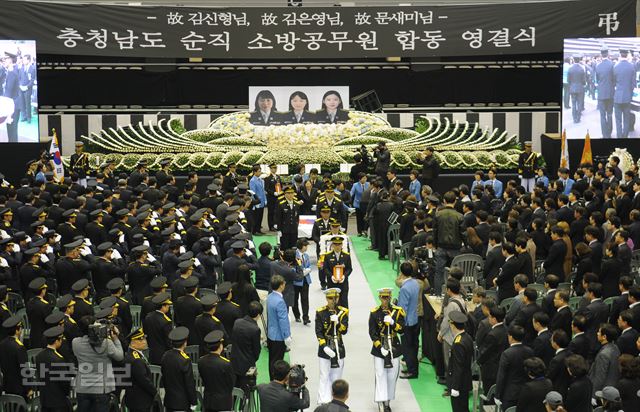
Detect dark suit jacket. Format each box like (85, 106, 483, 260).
(541, 289, 556, 319)
(315, 109, 349, 124)
(532, 329, 555, 366)
(578, 299, 609, 353)
(514, 302, 542, 345)
(617, 243, 632, 275)
(609, 292, 630, 324)
(599, 258, 621, 298)
(565, 375, 593, 412)
(230, 316, 261, 376)
(616, 328, 640, 356)
(477, 323, 508, 384)
(483, 246, 505, 288)
(549, 306, 572, 338)
(496, 255, 519, 302)
(516, 378, 553, 412)
(544, 239, 567, 279)
(496, 343, 535, 404)
(546, 348, 572, 398)
(568, 333, 591, 361)
(589, 240, 603, 271)
(619, 377, 640, 412)
(281, 110, 316, 124)
(257, 381, 310, 411)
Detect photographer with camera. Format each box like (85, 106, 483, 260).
(258, 360, 310, 411)
(72, 315, 124, 412)
(373, 141, 390, 183)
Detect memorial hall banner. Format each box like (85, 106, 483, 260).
(0, 0, 634, 58)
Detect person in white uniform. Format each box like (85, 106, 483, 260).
(369, 287, 406, 412)
(315, 287, 349, 404)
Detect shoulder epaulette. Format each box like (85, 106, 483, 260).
(315, 218, 323, 222)
(279, 200, 286, 204)
(317, 305, 327, 312)
(119, 297, 129, 304)
(342, 251, 350, 255)
(338, 306, 349, 313)
(213, 315, 221, 322)
(162, 313, 172, 322)
(230, 301, 240, 307)
(132, 351, 141, 359)
(180, 351, 190, 360)
(454, 335, 462, 344)
(220, 355, 230, 362)
(371, 305, 380, 313)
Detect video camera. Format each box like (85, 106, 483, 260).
(287, 364, 306, 393)
(87, 319, 118, 346)
(245, 367, 258, 390)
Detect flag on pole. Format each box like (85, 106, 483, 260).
(580, 130, 593, 166)
(49, 128, 64, 179)
(560, 128, 569, 169)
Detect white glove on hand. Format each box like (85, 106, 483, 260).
(150, 218, 157, 226)
(380, 347, 389, 357)
(0, 257, 8, 268)
(80, 246, 91, 256)
(147, 254, 156, 263)
(46, 245, 53, 255)
(118, 234, 125, 244)
(12, 244, 20, 253)
(303, 268, 312, 275)
(591, 398, 597, 407)
(84, 238, 92, 246)
(273, 224, 278, 230)
(54, 234, 62, 243)
(190, 405, 197, 411)
(330, 314, 339, 323)
(177, 222, 184, 231)
(384, 315, 394, 325)
(179, 246, 186, 255)
(39, 254, 49, 263)
(203, 220, 210, 228)
(194, 258, 201, 267)
(323, 347, 336, 358)
(143, 240, 150, 247)
(111, 249, 122, 260)
(277, 231, 282, 238)
(284, 336, 293, 349)
(451, 389, 460, 398)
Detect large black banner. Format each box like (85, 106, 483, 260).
(0, 0, 634, 58)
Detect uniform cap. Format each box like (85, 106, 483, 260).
(232, 232, 252, 241)
(31, 207, 46, 218)
(162, 202, 176, 211)
(71, 278, 90, 292)
(14, 232, 26, 241)
(106, 277, 125, 291)
(449, 311, 468, 324)
(136, 212, 150, 222)
(161, 226, 175, 237)
(320, 206, 331, 213)
(595, 386, 621, 402)
(43, 325, 65, 339)
(95, 307, 113, 320)
(331, 236, 344, 244)
(168, 238, 182, 248)
(97, 242, 114, 253)
(204, 330, 224, 345)
(44, 230, 57, 238)
(217, 282, 232, 296)
(30, 220, 45, 229)
(100, 296, 119, 309)
(56, 294, 75, 309)
(330, 221, 341, 227)
(2, 315, 22, 329)
(150, 276, 168, 290)
(227, 205, 241, 213)
(237, 183, 249, 191)
(64, 239, 83, 249)
(284, 186, 295, 194)
(178, 260, 193, 270)
(32, 238, 46, 248)
(324, 186, 335, 193)
(225, 213, 239, 223)
(189, 213, 203, 223)
(324, 288, 341, 298)
(62, 209, 78, 218)
(29, 277, 47, 291)
(227, 225, 242, 235)
(168, 326, 189, 342)
(128, 327, 145, 341)
(207, 183, 220, 192)
(131, 245, 149, 253)
(151, 292, 172, 306)
(377, 287, 393, 297)
(25, 247, 40, 256)
(231, 240, 246, 249)
(200, 294, 220, 308)
(183, 276, 199, 288)
(0, 208, 12, 216)
(178, 251, 194, 261)
(75, 142, 84, 147)
(0, 238, 12, 246)
(159, 159, 171, 166)
(45, 311, 65, 326)
(524, 141, 532, 146)
(115, 208, 130, 217)
(89, 209, 104, 217)
(427, 195, 440, 204)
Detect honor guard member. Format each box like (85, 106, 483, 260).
(316, 184, 345, 226)
(92, 242, 127, 301)
(194, 293, 228, 356)
(128, 160, 147, 190)
(171, 259, 195, 302)
(198, 330, 236, 412)
(222, 163, 238, 194)
(447, 311, 474, 412)
(124, 327, 157, 412)
(174, 276, 202, 344)
(276, 186, 301, 250)
(70, 278, 93, 322)
(44, 311, 74, 364)
(70, 142, 90, 187)
(19, 247, 45, 297)
(322, 237, 353, 308)
(318, 222, 351, 274)
(215, 281, 242, 339)
(0, 286, 12, 341)
(161, 326, 198, 412)
(265, 163, 283, 232)
(57, 294, 82, 348)
(128, 245, 161, 305)
(1, 208, 15, 235)
(36, 325, 73, 411)
(0, 315, 30, 398)
(143, 291, 173, 365)
(85, 209, 108, 246)
(106, 277, 132, 337)
(55, 239, 91, 295)
(369, 288, 406, 412)
(315, 288, 349, 404)
(26, 277, 54, 348)
(517, 142, 538, 192)
(57, 210, 82, 246)
(312, 206, 336, 261)
(141, 276, 168, 321)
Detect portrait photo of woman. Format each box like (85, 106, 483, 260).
(315, 90, 349, 124)
(282, 91, 315, 124)
(249, 89, 281, 126)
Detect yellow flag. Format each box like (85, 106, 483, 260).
(560, 129, 569, 169)
(580, 131, 592, 166)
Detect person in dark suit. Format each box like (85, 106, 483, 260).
(249, 89, 281, 126)
(231, 301, 262, 390)
(588, 323, 620, 396)
(315, 90, 349, 124)
(585, 225, 602, 274)
(495, 325, 534, 410)
(550, 290, 573, 338)
(567, 56, 586, 123)
(618, 354, 640, 412)
(2, 52, 21, 142)
(616, 309, 640, 356)
(569, 314, 592, 361)
(615, 230, 632, 276)
(198, 330, 236, 412)
(19, 54, 35, 124)
(299, 179, 319, 215)
(447, 311, 474, 412)
(547, 330, 572, 398)
(596, 49, 615, 138)
(513, 287, 542, 345)
(494, 242, 519, 302)
(257, 360, 310, 411)
(609, 276, 633, 324)
(577, 282, 610, 353)
(516, 357, 553, 412)
(282, 91, 315, 124)
(532, 312, 554, 366)
(564, 354, 593, 412)
(542, 274, 560, 319)
(123, 327, 157, 412)
(544, 226, 567, 280)
(613, 49, 636, 138)
(477, 306, 508, 393)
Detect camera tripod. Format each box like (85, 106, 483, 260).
(241, 386, 259, 412)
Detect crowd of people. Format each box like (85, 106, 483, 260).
(0, 137, 639, 412)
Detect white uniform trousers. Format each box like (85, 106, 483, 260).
(373, 356, 400, 402)
(318, 357, 344, 404)
(522, 177, 535, 192)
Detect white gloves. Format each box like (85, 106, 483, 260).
(203, 219, 210, 228)
(54, 234, 62, 243)
(277, 231, 282, 238)
(39, 254, 49, 263)
(147, 254, 156, 262)
(194, 258, 201, 267)
(323, 347, 336, 358)
(118, 234, 125, 244)
(150, 218, 157, 226)
(210, 246, 218, 256)
(111, 249, 122, 260)
(84, 238, 92, 246)
(273, 224, 278, 230)
(384, 315, 394, 325)
(303, 268, 312, 275)
(80, 246, 91, 256)
(330, 314, 339, 323)
(179, 246, 186, 254)
(0, 257, 8, 268)
(380, 347, 389, 357)
(451, 389, 460, 398)
(12, 244, 20, 253)
(46, 245, 53, 255)
(190, 405, 197, 411)
(284, 336, 293, 349)
(177, 222, 184, 231)
(42, 226, 49, 233)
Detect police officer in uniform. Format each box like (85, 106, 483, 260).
(312, 206, 335, 262)
(128, 245, 161, 305)
(194, 293, 227, 356)
(316, 185, 345, 226)
(55, 239, 91, 295)
(276, 186, 300, 250)
(215, 281, 242, 339)
(315, 288, 349, 404)
(161, 327, 198, 412)
(26, 276, 53, 348)
(36, 325, 73, 411)
(174, 276, 202, 344)
(0, 315, 30, 398)
(447, 311, 474, 412)
(92, 242, 126, 301)
(369, 288, 406, 412)
(106, 277, 133, 338)
(56, 211, 82, 247)
(155, 159, 173, 188)
(124, 327, 157, 412)
(141, 276, 168, 322)
(85, 209, 108, 246)
(0, 286, 12, 341)
(264, 163, 283, 232)
(70, 278, 93, 322)
(322, 237, 353, 308)
(70, 142, 90, 187)
(198, 330, 236, 412)
(517, 142, 538, 192)
(143, 291, 173, 365)
(57, 294, 81, 349)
